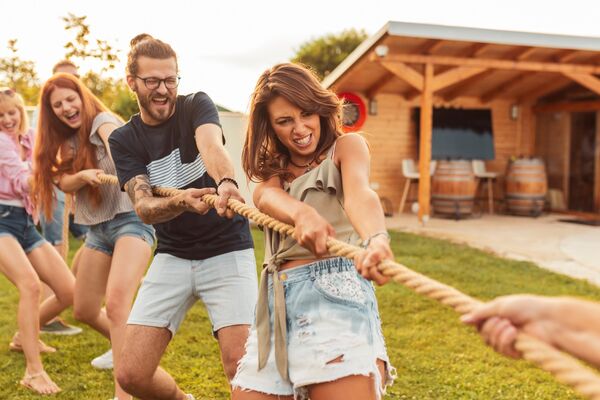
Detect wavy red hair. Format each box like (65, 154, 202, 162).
(33, 73, 113, 219)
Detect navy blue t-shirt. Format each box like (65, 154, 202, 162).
(109, 92, 253, 260)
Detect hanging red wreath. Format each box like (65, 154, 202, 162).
(338, 92, 367, 132)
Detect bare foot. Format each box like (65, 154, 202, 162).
(20, 370, 61, 395)
(9, 332, 56, 353)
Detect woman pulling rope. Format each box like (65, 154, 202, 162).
(230, 63, 396, 400)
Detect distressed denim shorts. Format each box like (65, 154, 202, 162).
(84, 211, 155, 256)
(0, 204, 46, 253)
(39, 188, 89, 244)
(39, 197, 65, 245)
(232, 257, 395, 399)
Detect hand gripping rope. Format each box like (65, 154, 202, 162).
(97, 173, 600, 400)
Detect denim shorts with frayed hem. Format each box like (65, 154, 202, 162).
(39, 188, 89, 245)
(127, 248, 258, 337)
(231, 257, 396, 400)
(39, 194, 65, 245)
(84, 211, 155, 256)
(0, 204, 46, 253)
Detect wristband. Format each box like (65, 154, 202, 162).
(360, 231, 391, 248)
(216, 177, 239, 194)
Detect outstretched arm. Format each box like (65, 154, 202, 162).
(254, 177, 335, 257)
(195, 123, 243, 218)
(336, 133, 392, 284)
(54, 142, 103, 193)
(58, 169, 104, 193)
(124, 174, 214, 225)
(462, 295, 600, 367)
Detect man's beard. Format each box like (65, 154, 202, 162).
(138, 92, 176, 123)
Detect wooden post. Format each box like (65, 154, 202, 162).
(418, 63, 434, 223)
(563, 113, 572, 209)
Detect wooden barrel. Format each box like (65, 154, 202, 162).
(505, 158, 547, 216)
(431, 160, 477, 218)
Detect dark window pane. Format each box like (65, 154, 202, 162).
(415, 108, 495, 160)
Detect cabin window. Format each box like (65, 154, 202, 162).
(415, 108, 495, 160)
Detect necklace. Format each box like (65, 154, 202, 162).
(289, 157, 316, 173)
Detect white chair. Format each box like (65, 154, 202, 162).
(399, 159, 435, 214)
(472, 160, 498, 214)
(430, 160, 437, 176)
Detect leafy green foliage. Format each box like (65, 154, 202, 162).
(291, 28, 368, 79)
(0, 39, 40, 105)
(0, 14, 138, 118)
(0, 230, 594, 399)
(81, 71, 139, 120)
(62, 13, 119, 72)
(61, 13, 139, 120)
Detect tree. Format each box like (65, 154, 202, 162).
(81, 72, 139, 120)
(61, 13, 138, 119)
(62, 13, 119, 72)
(291, 28, 368, 79)
(0, 39, 40, 104)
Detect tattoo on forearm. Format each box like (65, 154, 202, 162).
(125, 174, 185, 224)
(125, 175, 153, 203)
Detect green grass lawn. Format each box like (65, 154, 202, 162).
(1, 229, 598, 399)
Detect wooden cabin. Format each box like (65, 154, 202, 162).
(323, 21, 600, 222)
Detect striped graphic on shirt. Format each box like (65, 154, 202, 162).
(147, 148, 207, 188)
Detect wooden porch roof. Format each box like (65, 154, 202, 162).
(323, 21, 600, 103)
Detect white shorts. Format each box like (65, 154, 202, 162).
(127, 248, 258, 336)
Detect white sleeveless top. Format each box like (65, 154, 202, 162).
(71, 112, 134, 225)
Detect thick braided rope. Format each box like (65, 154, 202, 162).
(99, 173, 600, 399)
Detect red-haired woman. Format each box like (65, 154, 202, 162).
(0, 87, 75, 394)
(33, 73, 155, 400)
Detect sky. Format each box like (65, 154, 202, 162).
(2, 0, 600, 113)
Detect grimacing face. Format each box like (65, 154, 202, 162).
(267, 95, 321, 166)
(128, 56, 178, 125)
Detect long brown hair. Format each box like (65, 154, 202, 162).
(32, 73, 118, 219)
(242, 63, 343, 183)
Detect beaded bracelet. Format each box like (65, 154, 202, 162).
(360, 231, 391, 248)
(216, 177, 239, 194)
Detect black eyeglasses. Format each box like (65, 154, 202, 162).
(135, 75, 180, 90)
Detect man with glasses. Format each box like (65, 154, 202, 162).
(108, 34, 256, 400)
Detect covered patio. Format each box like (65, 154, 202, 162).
(323, 21, 600, 222)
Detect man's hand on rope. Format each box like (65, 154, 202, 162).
(461, 295, 557, 359)
(78, 169, 103, 187)
(354, 235, 392, 285)
(216, 181, 244, 218)
(176, 188, 216, 215)
(293, 207, 335, 258)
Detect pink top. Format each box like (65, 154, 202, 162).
(0, 128, 35, 215)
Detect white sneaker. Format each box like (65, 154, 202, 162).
(91, 348, 113, 370)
